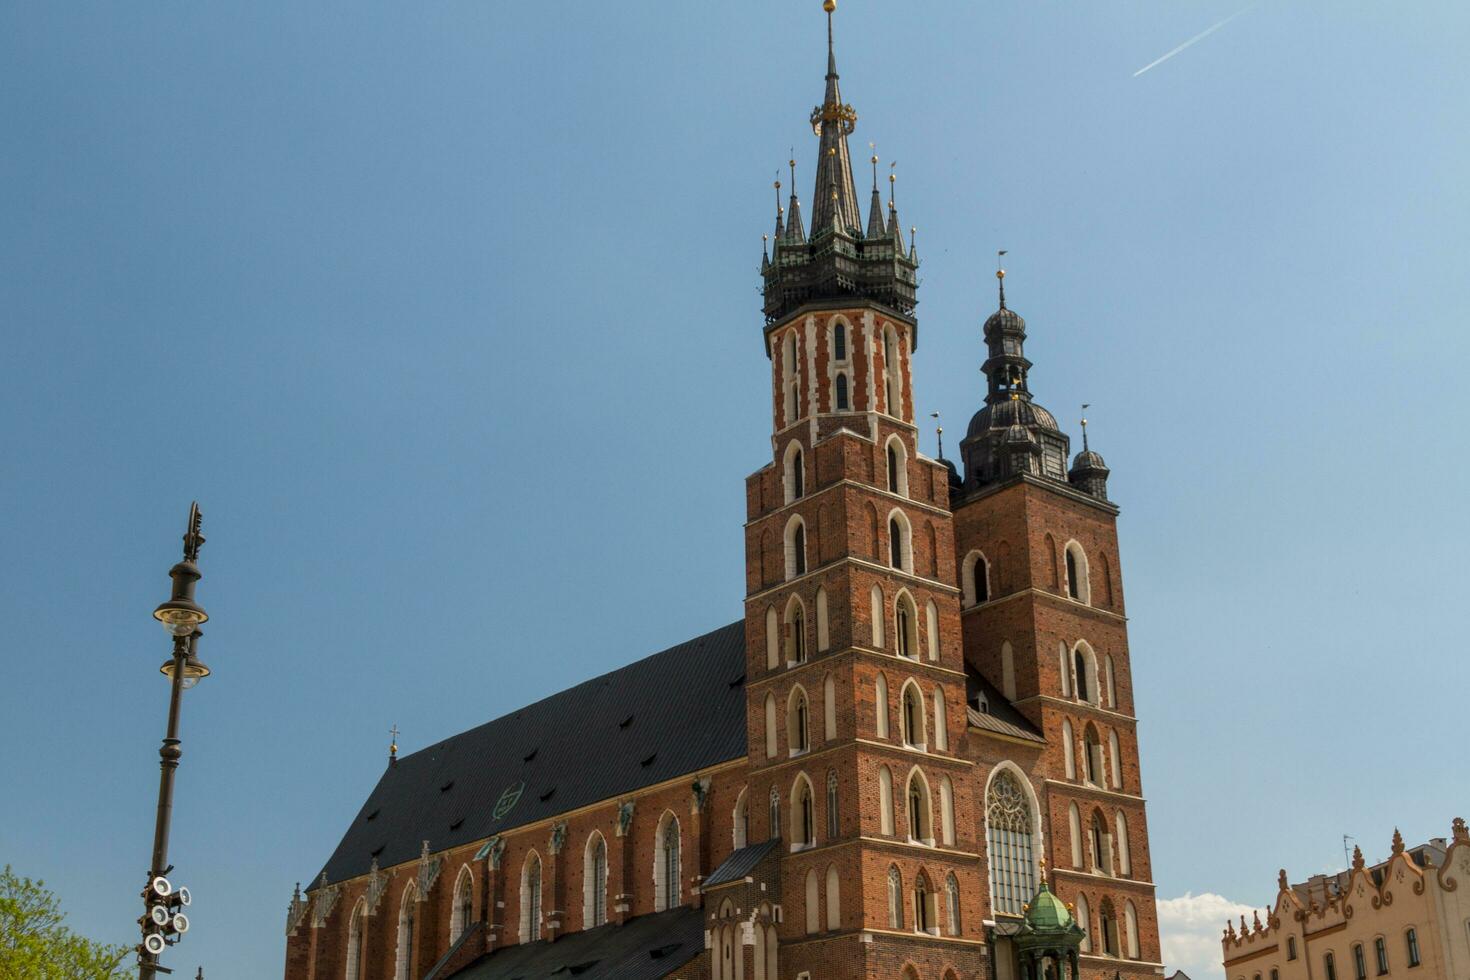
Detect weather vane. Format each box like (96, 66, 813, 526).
(182, 502, 204, 562)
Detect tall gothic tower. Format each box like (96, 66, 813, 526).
(742, 5, 984, 977)
(738, 4, 1161, 978)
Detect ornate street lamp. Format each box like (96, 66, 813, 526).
(138, 503, 209, 978)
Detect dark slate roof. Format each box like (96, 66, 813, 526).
(314, 621, 748, 888)
(446, 907, 704, 980)
(965, 669, 1046, 744)
(703, 839, 781, 889)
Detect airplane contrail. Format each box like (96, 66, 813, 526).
(1133, 2, 1259, 77)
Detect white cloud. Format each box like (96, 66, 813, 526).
(1158, 892, 1256, 980)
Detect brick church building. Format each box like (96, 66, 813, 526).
(283, 5, 1165, 979)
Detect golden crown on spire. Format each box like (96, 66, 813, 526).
(823, 0, 836, 12)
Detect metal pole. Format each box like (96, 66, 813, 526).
(140, 634, 188, 980)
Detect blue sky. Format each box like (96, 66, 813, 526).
(1, 3, 1466, 978)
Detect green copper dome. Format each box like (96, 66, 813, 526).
(1022, 880, 1075, 933)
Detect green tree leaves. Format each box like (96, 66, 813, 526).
(0, 866, 131, 980)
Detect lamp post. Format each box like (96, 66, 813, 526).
(138, 503, 210, 978)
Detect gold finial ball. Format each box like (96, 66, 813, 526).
(828, 147, 837, 156)
(774, 179, 781, 189)
(889, 172, 895, 183)
(997, 268, 1006, 279)
(871, 154, 879, 164)
(823, 0, 837, 12)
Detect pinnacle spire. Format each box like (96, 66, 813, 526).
(808, 2, 861, 236)
(785, 157, 805, 241)
(866, 150, 885, 238)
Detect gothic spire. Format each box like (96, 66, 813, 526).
(759, 2, 918, 325)
(785, 157, 805, 242)
(866, 151, 885, 239)
(808, 2, 861, 236)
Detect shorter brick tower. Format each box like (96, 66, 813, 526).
(951, 271, 1161, 979)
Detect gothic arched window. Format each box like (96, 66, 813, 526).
(835, 372, 849, 410)
(792, 776, 814, 847)
(887, 866, 903, 929)
(833, 322, 847, 361)
(985, 770, 1036, 917)
(395, 884, 418, 978)
(945, 873, 961, 936)
(655, 812, 682, 911)
(914, 871, 933, 933)
(788, 686, 809, 753)
(791, 522, 807, 577)
(906, 769, 932, 843)
(769, 787, 780, 842)
(733, 788, 749, 849)
(901, 681, 926, 747)
(584, 834, 607, 928)
(450, 865, 473, 943)
(346, 900, 366, 980)
(888, 510, 912, 572)
(519, 854, 541, 945)
(785, 597, 807, 664)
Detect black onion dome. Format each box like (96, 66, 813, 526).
(965, 397, 1061, 441)
(983, 306, 1026, 334)
(1070, 449, 1108, 472)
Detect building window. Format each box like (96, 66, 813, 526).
(585, 834, 607, 928)
(1100, 897, 1119, 956)
(901, 682, 926, 748)
(785, 598, 807, 664)
(885, 437, 909, 496)
(1073, 645, 1092, 703)
(986, 770, 1036, 917)
(1272, 971, 1280, 980)
(1288, 937, 1297, 960)
(1109, 730, 1123, 789)
(395, 885, 418, 977)
(450, 866, 474, 943)
(769, 788, 780, 841)
(1064, 541, 1091, 603)
(519, 856, 540, 944)
(890, 517, 905, 569)
(887, 866, 903, 929)
(1062, 718, 1076, 779)
(887, 590, 911, 658)
(833, 322, 847, 361)
(826, 770, 839, 839)
(783, 515, 809, 580)
(346, 900, 367, 980)
(804, 868, 820, 935)
(655, 812, 682, 911)
(888, 445, 900, 493)
(783, 442, 804, 503)
(1353, 944, 1367, 980)
(792, 776, 814, 846)
(1076, 894, 1091, 953)
(1326, 951, 1338, 980)
(876, 672, 890, 738)
(906, 770, 932, 843)
(964, 551, 990, 605)
(914, 872, 933, 933)
(1406, 928, 1420, 967)
(1375, 937, 1388, 975)
(945, 873, 961, 936)
(1090, 811, 1110, 874)
(1084, 725, 1104, 786)
(788, 687, 809, 753)
(1125, 900, 1140, 958)
(835, 372, 849, 410)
